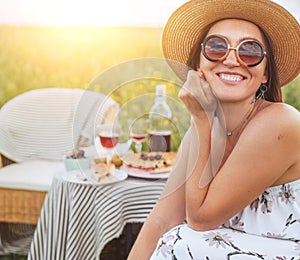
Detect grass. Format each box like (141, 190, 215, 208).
(0, 25, 299, 109)
(0, 26, 164, 107)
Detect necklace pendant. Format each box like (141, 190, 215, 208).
(227, 131, 232, 136)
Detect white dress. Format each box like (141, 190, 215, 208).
(150, 179, 300, 260)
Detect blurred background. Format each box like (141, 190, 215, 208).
(0, 0, 299, 109)
(0, 1, 177, 106)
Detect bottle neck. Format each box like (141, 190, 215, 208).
(155, 95, 166, 103)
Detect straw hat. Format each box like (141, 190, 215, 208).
(162, 0, 300, 87)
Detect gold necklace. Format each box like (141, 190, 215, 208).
(225, 99, 258, 137)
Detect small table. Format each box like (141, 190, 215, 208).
(27, 172, 166, 260)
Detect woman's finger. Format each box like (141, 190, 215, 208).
(179, 70, 217, 116)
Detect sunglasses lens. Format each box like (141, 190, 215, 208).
(238, 41, 264, 66)
(204, 36, 227, 61)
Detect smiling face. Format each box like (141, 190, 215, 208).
(199, 19, 268, 103)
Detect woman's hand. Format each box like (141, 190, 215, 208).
(179, 70, 217, 121)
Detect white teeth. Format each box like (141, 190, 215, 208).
(219, 74, 243, 82)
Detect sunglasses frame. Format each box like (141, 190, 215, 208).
(201, 34, 267, 67)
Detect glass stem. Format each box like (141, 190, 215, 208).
(135, 143, 142, 153)
(106, 149, 113, 164)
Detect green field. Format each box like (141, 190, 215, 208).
(0, 26, 165, 105)
(0, 26, 299, 110)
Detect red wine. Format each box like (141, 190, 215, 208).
(99, 135, 119, 149)
(149, 130, 171, 152)
(131, 133, 147, 143)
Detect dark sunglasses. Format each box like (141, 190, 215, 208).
(201, 35, 267, 67)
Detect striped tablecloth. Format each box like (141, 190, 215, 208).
(27, 174, 166, 260)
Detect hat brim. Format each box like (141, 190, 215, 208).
(162, 0, 300, 87)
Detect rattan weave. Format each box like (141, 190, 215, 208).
(0, 187, 46, 225)
(0, 155, 46, 225)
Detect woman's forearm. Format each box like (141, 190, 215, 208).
(128, 182, 186, 259)
(127, 216, 167, 260)
(185, 115, 213, 227)
(128, 202, 185, 259)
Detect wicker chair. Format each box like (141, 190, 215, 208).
(0, 88, 119, 255)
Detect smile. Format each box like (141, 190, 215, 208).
(218, 73, 244, 82)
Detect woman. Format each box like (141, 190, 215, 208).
(128, 0, 300, 259)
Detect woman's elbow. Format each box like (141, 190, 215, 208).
(186, 213, 223, 231)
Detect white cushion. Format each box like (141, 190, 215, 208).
(0, 160, 65, 191)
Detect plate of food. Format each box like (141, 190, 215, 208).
(85, 159, 128, 185)
(120, 152, 177, 179)
(62, 159, 127, 185)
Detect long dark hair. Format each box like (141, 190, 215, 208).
(186, 20, 282, 102)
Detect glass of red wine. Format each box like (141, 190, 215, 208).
(128, 118, 150, 153)
(97, 123, 121, 164)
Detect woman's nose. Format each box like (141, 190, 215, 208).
(222, 49, 240, 67)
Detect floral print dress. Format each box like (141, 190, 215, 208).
(150, 179, 300, 260)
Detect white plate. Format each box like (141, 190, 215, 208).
(85, 169, 128, 186)
(62, 169, 128, 185)
(62, 170, 90, 185)
(120, 165, 170, 179)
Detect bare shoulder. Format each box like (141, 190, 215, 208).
(261, 102, 299, 118)
(242, 102, 300, 183)
(240, 101, 300, 155)
(243, 102, 300, 146)
(251, 102, 300, 134)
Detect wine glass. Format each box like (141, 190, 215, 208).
(128, 118, 150, 153)
(97, 123, 121, 164)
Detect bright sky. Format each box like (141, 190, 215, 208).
(0, 0, 299, 27)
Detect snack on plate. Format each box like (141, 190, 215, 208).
(64, 149, 91, 171)
(92, 155, 123, 168)
(66, 149, 86, 159)
(122, 152, 177, 173)
(111, 155, 123, 168)
(91, 160, 115, 182)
